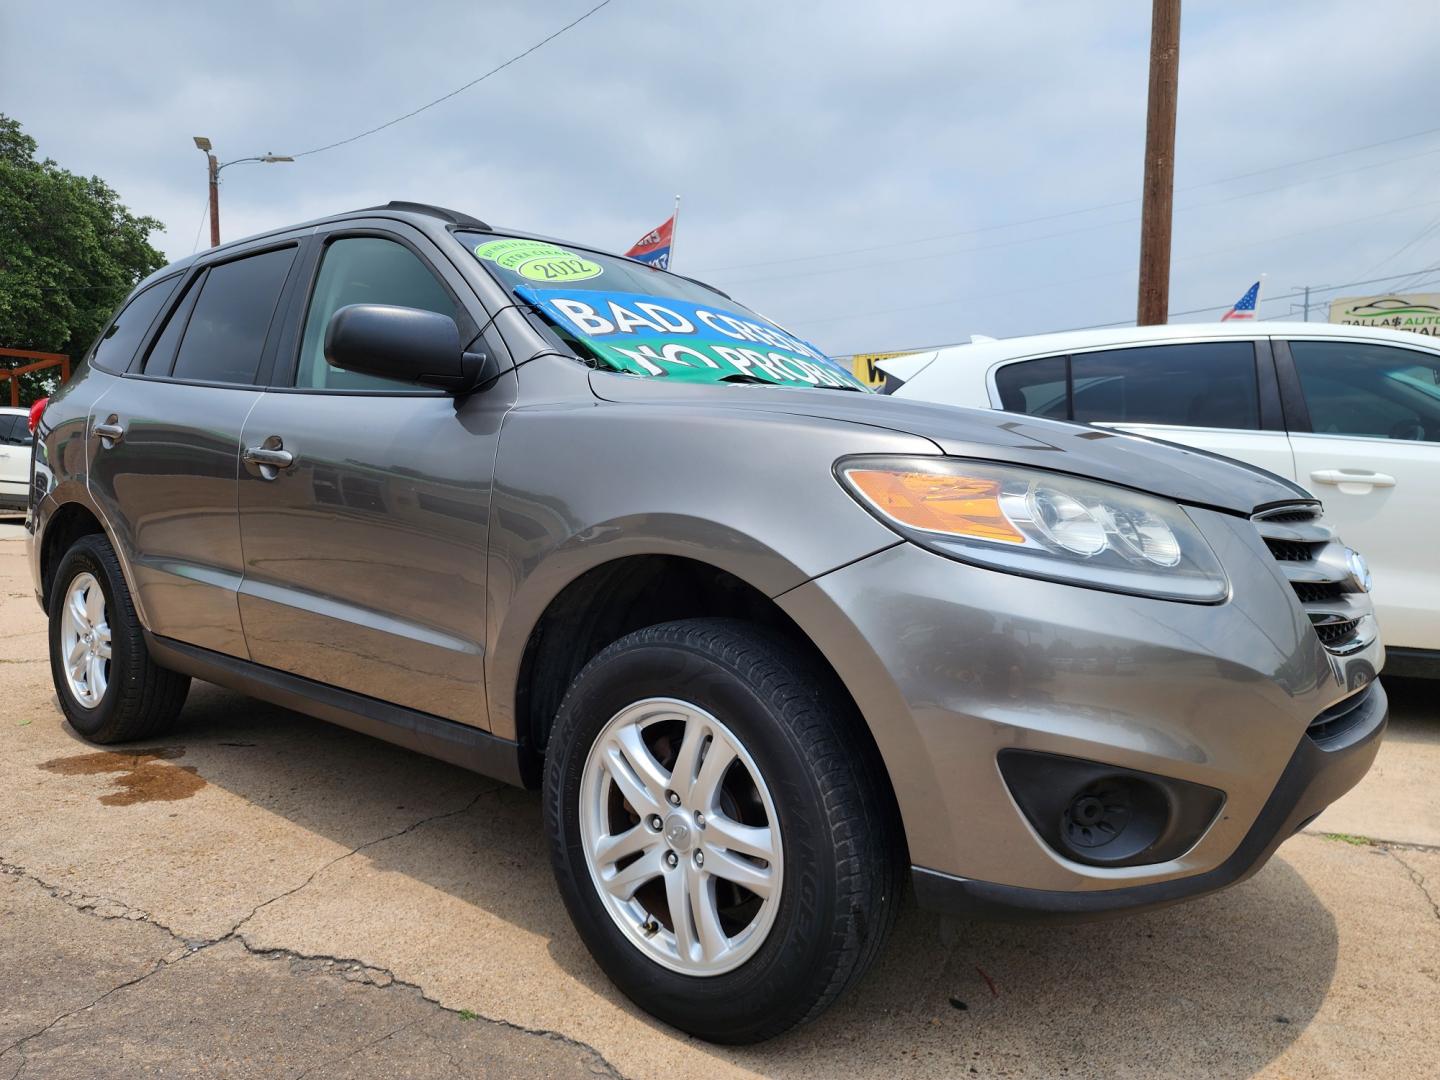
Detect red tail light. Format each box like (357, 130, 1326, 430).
(28, 397, 48, 436)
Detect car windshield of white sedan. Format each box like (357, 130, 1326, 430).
(457, 233, 867, 391)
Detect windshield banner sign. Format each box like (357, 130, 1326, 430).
(516, 287, 867, 389)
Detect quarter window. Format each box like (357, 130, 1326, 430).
(90, 277, 180, 374)
(1289, 340, 1440, 442)
(296, 237, 459, 391)
(995, 355, 1068, 419)
(170, 247, 297, 384)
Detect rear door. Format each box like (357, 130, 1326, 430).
(235, 221, 516, 724)
(88, 241, 302, 658)
(990, 339, 1297, 480)
(1277, 336, 1440, 650)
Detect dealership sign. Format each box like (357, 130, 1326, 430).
(1328, 293, 1440, 337)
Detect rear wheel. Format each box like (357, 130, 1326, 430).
(544, 618, 902, 1043)
(48, 534, 190, 743)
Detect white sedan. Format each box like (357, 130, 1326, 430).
(882, 322, 1440, 674)
(0, 406, 33, 516)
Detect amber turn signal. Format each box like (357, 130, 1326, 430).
(844, 468, 1024, 545)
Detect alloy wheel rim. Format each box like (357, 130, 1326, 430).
(579, 697, 784, 976)
(59, 572, 111, 708)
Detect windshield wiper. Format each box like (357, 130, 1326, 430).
(718, 373, 866, 392)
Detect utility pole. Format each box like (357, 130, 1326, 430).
(206, 152, 220, 247)
(1136, 0, 1181, 325)
(192, 137, 292, 248)
(1302, 284, 1311, 321)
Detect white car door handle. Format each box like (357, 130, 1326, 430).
(1310, 469, 1396, 489)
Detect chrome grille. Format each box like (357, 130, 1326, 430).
(1252, 503, 1375, 656)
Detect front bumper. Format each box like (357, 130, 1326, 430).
(776, 504, 1386, 914)
(914, 679, 1386, 919)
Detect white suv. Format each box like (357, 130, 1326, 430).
(0, 406, 32, 515)
(883, 322, 1440, 673)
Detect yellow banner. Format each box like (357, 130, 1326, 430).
(847, 351, 917, 388)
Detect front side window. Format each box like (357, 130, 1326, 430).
(171, 247, 297, 384)
(1289, 340, 1440, 442)
(0, 415, 26, 446)
(90, 276, 180, 373)
(457, 232, 866, 391)
(1069, 342, 1260, 429)
(297, 237, 460, 391)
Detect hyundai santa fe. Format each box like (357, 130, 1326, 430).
(27, 202, 1387, 1043)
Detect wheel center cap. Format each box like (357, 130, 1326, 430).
(663, 814, 692, 852)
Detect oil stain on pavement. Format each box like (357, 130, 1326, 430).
(39, 746, 206, 806)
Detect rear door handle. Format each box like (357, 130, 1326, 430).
(93, 422, 125, 446)
(1310, 468, 1396, 490)
(243, 437, 295, 479)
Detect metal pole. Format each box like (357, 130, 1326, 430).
(1136, 0, 1181, 325)
(1303, 285, 1311, 321)
(668, 194, 681, 270)
(208, 153, 221, 248)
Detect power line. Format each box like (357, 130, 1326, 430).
(284, 0, 617, 159)
(826, 263, 1440, 357)
(796, 199, 1440, 330)
(716, 148, 1440, 288)
(697, 125, 1440, 276)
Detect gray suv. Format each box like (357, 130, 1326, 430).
(28, 203, 1386, 1043)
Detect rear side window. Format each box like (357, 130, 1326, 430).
(995, 355, 1068, 419)
(0, 415, 26, 445)
(170, 247, 297, 384)
(90, 277, 180, 373)
(1289, 340, 1440, 442)
(1070, 343, 1259, 428)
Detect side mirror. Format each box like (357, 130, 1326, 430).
(324, 304, 497, 393)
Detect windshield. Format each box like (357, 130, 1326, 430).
(457, 232, 867, 391)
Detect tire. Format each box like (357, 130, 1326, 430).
(48, 533, 190, 744)
(544, 617, 903, 1043)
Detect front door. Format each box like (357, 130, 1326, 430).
(236, 226, 515, 725)
(1280, 336, 1440, 651)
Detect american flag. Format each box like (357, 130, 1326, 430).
(1221, 281, 1261, 321)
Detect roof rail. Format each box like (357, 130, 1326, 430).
(360, 201, 491, 229)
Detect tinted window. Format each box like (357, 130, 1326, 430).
(142, 273, 204, 375)
(91, 277, 180, 373)
(995, 355, 1069, 419)
(1290, 340, 1440, 441)
(0, 416, 25, 445)
(170, 248, 296, 384)
(296, 237, 459, 390)
(1070, 342, 1260, 428)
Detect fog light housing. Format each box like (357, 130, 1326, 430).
(998, 750, 1225, 868)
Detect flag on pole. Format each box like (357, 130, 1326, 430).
(625, 215, 675, 270)
(1221, 280, 1261, 321)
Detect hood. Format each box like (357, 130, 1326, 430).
(589, 371, 1311, 515)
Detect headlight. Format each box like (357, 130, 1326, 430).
(837, 456, 1229, 603)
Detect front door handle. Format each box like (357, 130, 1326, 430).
(1310, 468, 1396, 492)
(93, 421, 125, 447)
(244, 437, 295, 479)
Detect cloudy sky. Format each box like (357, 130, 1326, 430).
(5, 1, 1440, 356)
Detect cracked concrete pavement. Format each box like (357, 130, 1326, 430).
(1, 531, 1437, 1078)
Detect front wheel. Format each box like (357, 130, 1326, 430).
(544, 618, 902, 1043)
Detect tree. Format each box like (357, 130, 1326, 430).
(0, 114, 167, 403)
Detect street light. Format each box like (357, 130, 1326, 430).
(192, 137, 294, 248)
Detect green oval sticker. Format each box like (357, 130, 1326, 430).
(515, 254, 603, 283)
(472, 238, 572, 270)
